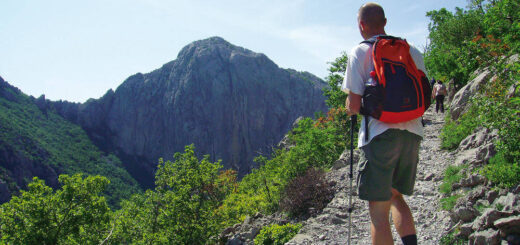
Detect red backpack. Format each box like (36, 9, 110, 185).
(360, 35, 431, 123)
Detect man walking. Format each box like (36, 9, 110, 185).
(342, 3, 425, 245)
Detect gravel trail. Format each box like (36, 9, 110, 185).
(288, 108, 455, 245)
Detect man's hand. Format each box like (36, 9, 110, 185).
(345, 93, 362, 116)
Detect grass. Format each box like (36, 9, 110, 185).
(439, 164, 468, 194)
(440, 194, 462, 211)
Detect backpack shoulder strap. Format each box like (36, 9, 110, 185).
(360, 36, 377, 45)
(360, 35, 403, 45)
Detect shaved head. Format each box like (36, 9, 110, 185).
(358, 2, 386, 29)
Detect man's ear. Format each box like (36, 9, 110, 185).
(359, 20, 367, 32)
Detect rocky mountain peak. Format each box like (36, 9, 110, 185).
(175, 37, 273, 69)
(50, 37, 328, 187)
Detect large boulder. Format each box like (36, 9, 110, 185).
(447, 78, 457, 103)
(454, 127, 498, 167)
(450, 68, 493, 121)
(494, 215, 520, 238)
(468, 228, 501, 245)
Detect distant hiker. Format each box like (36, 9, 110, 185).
(341, 2, 427, 245)
(432, 81, 447, 113)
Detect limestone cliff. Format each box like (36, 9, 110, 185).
(54, 37, 328, 186)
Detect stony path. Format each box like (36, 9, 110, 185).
(287, 108, 456, 245)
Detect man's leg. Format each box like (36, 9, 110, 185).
(390, 188, 416, 237)
(369, 200, 393, 245)
(435, 96, 440, 113)
(440, 96, 445, 113)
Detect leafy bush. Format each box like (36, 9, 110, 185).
(279, 167, 334, 217)
(481, 152, 520, 188)
(440, 106, 480, 150)
(254, 223, 302, 245)
(219, 115, 351, 225)
(0, 174, 111, 244)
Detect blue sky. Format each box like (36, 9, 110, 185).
(1, 0, 467, 102)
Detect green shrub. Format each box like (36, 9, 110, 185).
(219, 115, 352, 225)
(481, 152, 520, 188)
(440, 194, 462, 211)
(440, 106, 480, 150)
(439, 165, 467, 194)
(254, 223, 302, 245)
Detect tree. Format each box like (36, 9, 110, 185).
(322, 52, 349, 109)
(0, 174, 111, 244)
(425, 7, 484, 87)
(111, 145, 233, 244)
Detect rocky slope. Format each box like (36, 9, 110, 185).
(221, 61, 520, 245)
(221, 108, 452, 244)
(50, 37, 328, 187)
(224, 108, 519, 245)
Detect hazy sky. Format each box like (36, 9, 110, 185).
(1, 0, 468, 102)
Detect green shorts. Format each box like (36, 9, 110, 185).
(357, 129, 422, 201)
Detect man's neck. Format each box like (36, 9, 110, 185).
(364, 30, 386, 40)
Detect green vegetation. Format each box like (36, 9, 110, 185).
(427, 0, 520, 188)
(0, 174, 111, 244)
(322, 52, 348, 109)
(440, 230, 466, 245)
(219, 112, 351, 226)
(254, 223, 302, 245)
(440, 107, 480, 150)
(1, 39, 355, 242)
(495, 203, 505, 211)
(481, 151, 520, 188)
(440, 194, 463, 211)
(439, 164, 467, 211)
(474, 201, 491, 213)
(110, 145, 232, 244)
(0, 84, 140, 207)
(439, 164, 468, 195)
(1, 116, 348, 243)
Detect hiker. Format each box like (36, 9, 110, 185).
(432, 81, 447, 113)
(341, 3, 426, 245)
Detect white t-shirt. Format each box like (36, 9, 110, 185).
(341, 35, 426, 148)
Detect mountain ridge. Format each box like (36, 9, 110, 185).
(45, 36, 328, 187)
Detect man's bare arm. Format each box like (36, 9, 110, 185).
(345, 93, 362, 116)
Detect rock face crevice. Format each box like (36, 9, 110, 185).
(52, 37, 328, 186)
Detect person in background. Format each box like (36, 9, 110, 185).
(432, 81, 447, 113)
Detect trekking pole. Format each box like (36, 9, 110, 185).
(348, 114, 357, 245)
